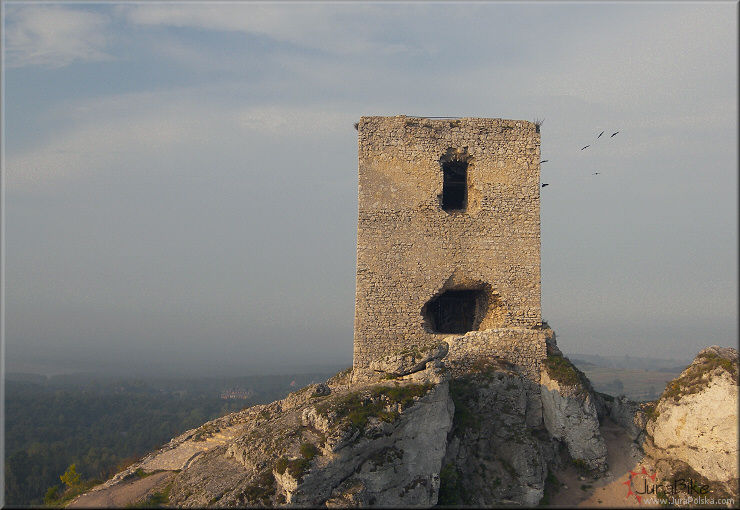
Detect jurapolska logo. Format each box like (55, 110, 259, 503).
(622, 466, 711, 504)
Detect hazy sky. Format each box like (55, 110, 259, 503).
(3, 2, 737, 376)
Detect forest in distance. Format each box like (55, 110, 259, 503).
(4, 353, 691, 507)
(4, 370, 340, 507)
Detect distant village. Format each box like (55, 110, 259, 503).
(219, 380, 302, 400)
(219, 388, 251, 400)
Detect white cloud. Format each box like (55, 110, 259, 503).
(117, 3, 418, 57)
(4, 88, 355, 190)
(6, 91, 214, 189)
(4, 5, 113, 68)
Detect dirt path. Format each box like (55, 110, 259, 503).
(67, 471, 174, 508)
(549, 418, 663, 508)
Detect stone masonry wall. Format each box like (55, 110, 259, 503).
(444, 329, 548, 381)
(353, 116, 544, 380)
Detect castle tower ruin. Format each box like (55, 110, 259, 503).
(353, 116, 547, 381)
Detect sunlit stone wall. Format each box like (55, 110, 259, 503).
(353, 116, 547, 381)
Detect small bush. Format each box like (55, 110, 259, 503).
(371, 383, 432, 410)
(642, 401, 659, 421)
(438, 463, 466, 506)
(326, 383, 433, 432)
(449, 379, 481, 434)
(287, 458, 310, 482)
(44, 478, 99, 508)
(538, 470, 560, 506)
(43, 485, 60, 505)
(125, 482, 172, 508)
(274, 456, 310, 483)
(60, 463, 81, 489)
(134, 467, 153, 478)
(572, 458, 588, 469)
(544, 355, 592, 397)
(240, 471, 276, 505)
(300, 442, 317, 460)
(274, 456, 289, 475)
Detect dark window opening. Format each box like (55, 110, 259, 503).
(442, 160, 467, 211)
(428, 289, 482, 333)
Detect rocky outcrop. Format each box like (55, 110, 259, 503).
(66, 336, 740, 509)
(368, 342, 449, 379)
(160, 375, 453, 508)
(540, 353, 609, 472)
(281, 381, 454, 507)
(608, 395, 649, 442)
(73, 352, 613, 507)
(644, 346, 739, 494)
(439, 357, 556, 507)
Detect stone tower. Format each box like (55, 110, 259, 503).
(352, 116, 547, 381)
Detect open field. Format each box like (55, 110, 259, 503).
(572, 363, 682, 401)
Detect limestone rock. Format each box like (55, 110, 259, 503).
(164, 378, 453, 507)
(369, 342, 448, 377)
(645, 346, 739, 489)
(312, 383, 331, 397)
(438, 361, 557, 507)
(540, 355, 608, 472)
(71, 345, 738, 507)
(609, 395, 649, 442)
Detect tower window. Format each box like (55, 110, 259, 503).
(441, 160, 467, 211)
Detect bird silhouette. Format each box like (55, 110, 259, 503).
(597, 131, 604, 138)
(610, 131, 619, 137)
(593, 172, 601, 175)
(353, 122, 359, 130)
(541, 183, 549, 187)
(541, 160, 549, 163)
(581, 145, 590, 150)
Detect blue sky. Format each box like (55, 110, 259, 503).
(2, 1, 738, 376)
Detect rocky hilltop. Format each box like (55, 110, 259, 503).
(68, 341, 738, 508)
(643, 346, 738, 499)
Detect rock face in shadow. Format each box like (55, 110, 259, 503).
(608, 395, 650, 442)
(438, 359, 557, 507)
(643, 346, 739, 495)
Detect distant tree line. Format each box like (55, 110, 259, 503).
(4, 371, 338, 507)
(4, 380, 243, 507)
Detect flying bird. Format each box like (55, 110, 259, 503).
(540, 160, 549, 163)
(581, 145, 590, 150)
(354, 122, 359, 130)
(610, 131, 619, 137)
(597, 131, 604, 138)
(593, 172, 601, 175)
(541, 183, 549, 187)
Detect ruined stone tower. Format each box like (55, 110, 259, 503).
(353, 116, 547, 381)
